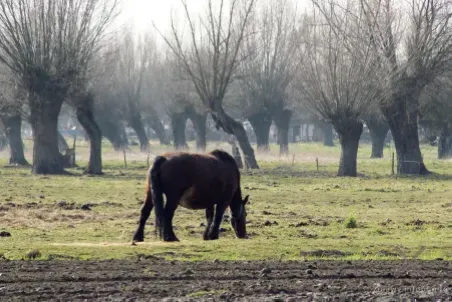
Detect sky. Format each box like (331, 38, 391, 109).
(119, 0, 205, 35)
(118, 0, 310, 35)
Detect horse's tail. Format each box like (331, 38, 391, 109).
(150, 156, 167, 239)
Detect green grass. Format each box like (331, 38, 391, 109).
(0, 139, 451, 261)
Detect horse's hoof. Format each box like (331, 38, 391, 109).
(132, 235, 144, 242)
(133, 237, 144, 242)
(207, 233, 219, 240)
(164, 236, 180, 242)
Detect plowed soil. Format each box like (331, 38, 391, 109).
(0, 259, 450, 301)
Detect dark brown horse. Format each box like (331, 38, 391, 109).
(132, 149, 249, 242)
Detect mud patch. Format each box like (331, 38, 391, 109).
(0, 259, 449, 301)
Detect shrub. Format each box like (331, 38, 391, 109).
(345, 216, 358, 229)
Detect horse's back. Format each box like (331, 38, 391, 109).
(155, 151, 239, 208)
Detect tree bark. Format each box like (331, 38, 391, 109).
(29, 96, 66, 174)
(311, 125, 322, 142)
(149, 119, 170, 146)
(366, 116, 389, 159)
(170, 111, 189, 150)
(0, 113, 29, 166)
(76, 94, 103, 175)
(98, 118, 128, 151)
(272, 109, 292, 155)
(438, 125, 452, 159)
(381, 86, 429, 175)
(210, 105, 259, 169)
(58, 131, 69, 154)
(186, 107, 207, 151)
(317, 120, 334, 147)
(129, 115, 150, 152)
(0, 131, 7, 151)
(248, 109, 272, 153)
(332, 119, 363, 177)
(323, 124, 334, 147)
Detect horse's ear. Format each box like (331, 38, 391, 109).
(243, 195, 249, 205)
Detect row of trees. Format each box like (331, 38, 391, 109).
(0, 0, 451, 177)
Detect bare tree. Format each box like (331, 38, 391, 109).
(158, 0, 259, 168)
(141, 59, 171, 147)
(240, 0, 302, 155)
(420, 75, 452, 159)
(0, 0, 118, 174)
(111, 30, 157, 152)
(0, 72, 29, 166)
(160, 54, 208, 151)
(92, 50, 129, 151)
(364, 108, 389, 159)
(231, 87, 272, 152)
(295, 4, 380, 177)
(68, 49, 118, 175)
(317, 0, 452, 174)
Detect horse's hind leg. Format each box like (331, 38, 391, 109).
(203, 206, 214, 240)
(207, 203, 227, 240)
(133, 192, 153, 242)
(163, 199, 179, 242)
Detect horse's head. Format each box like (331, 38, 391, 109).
(231, 195, 249, 239)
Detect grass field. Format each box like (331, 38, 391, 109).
(0, 138, 451, 261)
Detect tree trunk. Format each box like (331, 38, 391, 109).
(381, 88, 429, 175)
(170, 112, 189, 150)
(366, 116, 389, 159)
(317, 120, 334, 147)
(0, 113, 29, 166)
(438, 125, 452, 159)
(272, 109, 292, 155)
(149, 119, 170, 146)
(76, 94, 103, 175)
(0, 131, 7, 151)
(419, 120, 437, 145)
(248, 109, 272, 153)
(230, 142, 244, 169)
(58, 131, 69, 154)
(129, 116, 150, 152)
(333, 119, 363, 177)
(186, 107, 207, 151)
(323, 124, 334, 147)
(292, 125, 299, 143)
(95, 112, 128, 151)
(29, 97, 66, 174)
(311, 124, 323, 142)
(210, 105, 259, 169)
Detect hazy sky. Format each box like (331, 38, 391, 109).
(119, 0, 310, 35)
(119, 0, 205, 34)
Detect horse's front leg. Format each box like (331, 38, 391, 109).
(203, 206, 214, 240)
(207, 203, 227, 240)
(132, 192, 153, 242)
(163, 201, 179, 242)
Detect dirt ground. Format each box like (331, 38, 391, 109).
(0, 259, 450, 301)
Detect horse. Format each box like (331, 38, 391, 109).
(132, 149, 249, 242)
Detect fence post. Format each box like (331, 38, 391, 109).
(123, 149, 128, 168)
(316, 158, 319, 172)
(72, 134, 77, 167)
